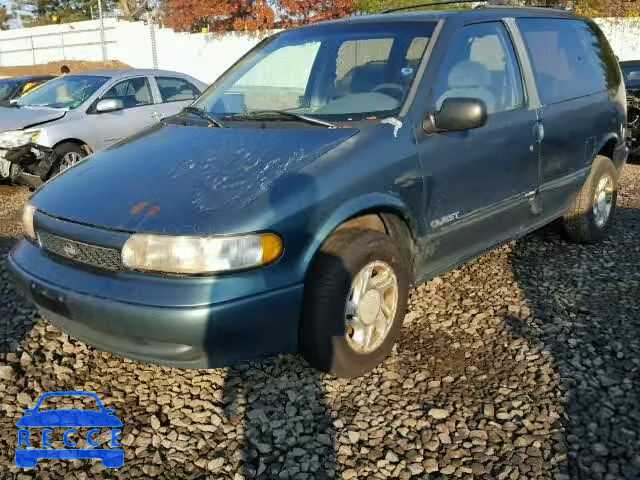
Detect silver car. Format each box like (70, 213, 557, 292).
(0, 69, 206, 186)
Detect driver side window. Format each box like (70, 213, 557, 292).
(334, 38, 394, 97)
(434, 22, 525, 116)
(102, 77, 153, 110)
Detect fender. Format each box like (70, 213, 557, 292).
(594, 132, 625, 171)
(52, 138, 93, 155)
(299, 192, 420, 273)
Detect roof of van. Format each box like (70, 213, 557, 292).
(303, 7, 577, 28)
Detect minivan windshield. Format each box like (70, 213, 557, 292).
(17, 75, 109, 109)
(194, 22, 436, 122)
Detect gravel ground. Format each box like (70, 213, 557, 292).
(0, 165, 639, 479)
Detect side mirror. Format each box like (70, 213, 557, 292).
(424, 98, 488, 133)
(96, 98, 124, 113)
(9, 98, 19, 105)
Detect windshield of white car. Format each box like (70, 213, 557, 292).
(193, 22, 435, 122)
(622, 65, 640, 89)
(16, 75, 110, 109)
(0, 79, 20, 101)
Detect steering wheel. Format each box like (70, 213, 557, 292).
(372, 83, 405, 100)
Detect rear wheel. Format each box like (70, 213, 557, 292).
(50, 142, 87, 178)
(300, 229, 410, 377)
(562, 155, 617, 243)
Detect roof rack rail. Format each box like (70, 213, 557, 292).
(381, 0, 571, 14)
(382, 0, 486, 14)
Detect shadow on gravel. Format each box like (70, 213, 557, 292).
(223, 363, 336, 479)
(508, 208, 640, 479)
(218, 171, 337, 479)
(0, 235, 38, 355)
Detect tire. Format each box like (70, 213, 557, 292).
(562, 155, 617, 244)
(50, 142, 87, 178)
(300, 228, 410, 378)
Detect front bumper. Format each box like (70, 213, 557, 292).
(0, 144, 55, 188)
(8, 251, 303, 369)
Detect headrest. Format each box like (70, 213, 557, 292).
(448, 61, 491, 88)
(349, 63, 389, 92)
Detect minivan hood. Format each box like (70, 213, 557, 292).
(0, 106, 66, 132)
(33, 122, 358, 234)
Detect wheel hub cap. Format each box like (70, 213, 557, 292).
(60, 152, 83, 172)
(593, 175, 613, 228)
(345, 261, 399, 354)
(358, 290, 382, 325)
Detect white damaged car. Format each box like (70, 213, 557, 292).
(0, 69, 206, 187)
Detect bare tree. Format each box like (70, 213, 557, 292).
(119, 0, 148, 20)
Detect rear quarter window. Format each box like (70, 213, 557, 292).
(155, 76, 201, 103)
(516, 18, 621, 105)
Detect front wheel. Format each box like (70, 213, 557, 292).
(562, 155, 617, 244)
(50, 142, 87, 179)
(300, 229, 410, 378)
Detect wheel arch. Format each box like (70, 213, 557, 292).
(52, 138, 93, 155)
(300, 193, 420, 277)
(595, 133, 623, 169)
(597, 135, 617, 158)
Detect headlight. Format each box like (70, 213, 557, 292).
(22, 203, 36, 241)
(121, 233, 283, 275)
(0, 130, 40, 149)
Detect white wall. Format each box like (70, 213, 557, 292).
(0, 19, 272, 84)
(595, 18, 640, 61)
(0, 17, 638, 85)
(0, 19, 119, 66)
(113, 22, 275, 84)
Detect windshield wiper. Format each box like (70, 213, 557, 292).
(183, 106, 226, 128)
(226, 110, 337, 128)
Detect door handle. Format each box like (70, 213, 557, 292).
(534, 122, 545, 142)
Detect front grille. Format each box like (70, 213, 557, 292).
(38, 230, 122, 272)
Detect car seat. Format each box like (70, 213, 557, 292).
(436, 60, 496, 114)
(134, 83, 152, 105)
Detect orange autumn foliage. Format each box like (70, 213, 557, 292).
(163, 0, 356, 32)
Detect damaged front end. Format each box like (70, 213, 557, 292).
(0, 143, 58, 188)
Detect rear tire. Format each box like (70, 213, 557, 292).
(300, 229, 410, 378)
(562, 155, 617, 244)
(50, 142, 87, 178)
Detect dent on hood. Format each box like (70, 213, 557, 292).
(167, 132, 352, 214)
(30, 124, 359, 234)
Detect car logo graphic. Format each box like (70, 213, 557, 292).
(62, 243, 79, 257)
(15, 391, 124, 469)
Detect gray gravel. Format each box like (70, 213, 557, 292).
(1, 165, 639, 479)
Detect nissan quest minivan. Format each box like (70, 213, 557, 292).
(9, 6, 628, 377)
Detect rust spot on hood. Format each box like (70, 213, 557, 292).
(147, 206, 161, 217)
(131, 201, 149, 215)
